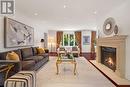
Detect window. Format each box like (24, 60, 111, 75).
(62, 32, 76, 46)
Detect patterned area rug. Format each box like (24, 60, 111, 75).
(36, 57, 115, 87)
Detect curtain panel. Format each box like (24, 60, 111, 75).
(56, 31, 63, 49)
(75, 31, 82, 53)
(91, 31, 96, 52)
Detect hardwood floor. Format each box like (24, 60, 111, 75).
(49, 52, 96, 60)
(81, 52, 96, 60)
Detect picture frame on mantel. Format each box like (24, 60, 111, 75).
(4, 17, 34, 48)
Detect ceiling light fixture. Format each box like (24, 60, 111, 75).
(93, 11, 97, 15)
(34, 13, 38, 16)
(63, 5, 67, 8)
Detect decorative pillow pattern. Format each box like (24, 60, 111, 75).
(6, 51, 20, 61)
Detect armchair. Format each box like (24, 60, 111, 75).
(57, 47, 66, 56)
(71, 46, 80, 57)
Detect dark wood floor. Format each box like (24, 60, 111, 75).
(49, 52, 96, 60)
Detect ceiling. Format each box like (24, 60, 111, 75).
(16, 0, 126, 30)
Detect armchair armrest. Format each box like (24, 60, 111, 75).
(78, 48, 80, 53)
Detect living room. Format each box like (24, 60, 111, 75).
(0, 0, 130, 87)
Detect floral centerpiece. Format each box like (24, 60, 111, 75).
(66, 52, 74, 59)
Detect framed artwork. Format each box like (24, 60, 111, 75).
(83, 36, 90, 45)
(4, 17, 34, 48)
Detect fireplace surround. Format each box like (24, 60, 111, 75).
(96, 35, 127, 78)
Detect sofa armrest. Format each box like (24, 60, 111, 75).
(44, 49, 49, 53)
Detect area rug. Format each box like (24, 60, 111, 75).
(36, 57, 115, 87)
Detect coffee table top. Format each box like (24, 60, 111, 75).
(57, 53, 76, 62)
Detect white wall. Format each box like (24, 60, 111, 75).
(0, 11, 47, 52)
(82, 30, 91, 52)
(97, 0, 130, 80)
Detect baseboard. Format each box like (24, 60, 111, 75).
(81, 52, 96, 60)
(49, 52, 57, 56)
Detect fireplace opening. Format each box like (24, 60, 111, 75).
(101, 46, 116, 71)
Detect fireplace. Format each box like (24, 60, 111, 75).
(101, 46, 116, 71)
(96, 35, 127, 78)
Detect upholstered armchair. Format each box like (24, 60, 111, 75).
(57, 47, 66, 56)
(71, 46, 80, 57)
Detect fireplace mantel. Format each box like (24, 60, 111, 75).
(96, 35, 127, 78)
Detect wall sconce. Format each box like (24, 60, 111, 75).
(41, 39, 44, 42)
(40, 39, 44, 48)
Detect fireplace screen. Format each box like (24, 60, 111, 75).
(101, 46, 116, 71)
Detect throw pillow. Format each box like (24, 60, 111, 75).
(37, 47, 45, 54)
(6, 51, 20, 61)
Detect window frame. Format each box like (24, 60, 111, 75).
(62, 32, 76, 47)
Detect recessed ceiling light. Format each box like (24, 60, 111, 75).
(93, 11, 97, 15)
(34, 13, 38, 16)
(63, 5, 67, 8)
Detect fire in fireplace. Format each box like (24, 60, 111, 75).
(101, 46, 116, 71)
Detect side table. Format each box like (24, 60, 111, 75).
(0, 64, 14, 80)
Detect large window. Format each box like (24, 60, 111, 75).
(62, 32, 76, 46)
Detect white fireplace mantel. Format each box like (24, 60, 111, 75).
(96, 35, 127, 78)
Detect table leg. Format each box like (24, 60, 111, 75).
(56, 63, 59, 75)
(74, 62, 77, 75)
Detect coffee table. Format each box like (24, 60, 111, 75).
(56, 54, 77, 75)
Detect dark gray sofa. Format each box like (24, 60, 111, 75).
(20, 47, 49, 70)
(0, 47, 49, 86)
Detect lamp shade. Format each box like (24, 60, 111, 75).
(41, 39, 44, 42)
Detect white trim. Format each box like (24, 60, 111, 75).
(62, 32, 76, 47)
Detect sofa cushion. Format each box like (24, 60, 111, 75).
(21, 60, 35, 70)
(0, 52, 8, 60)
(23, 56, 44, 63)
(21, 48, 33, 59)
(33, 56, 44, 63)
(32, 47, 38, 56)
(38, 53, 49, 58)
(0, 50, 22, 60)
(13, 49, 22, 60)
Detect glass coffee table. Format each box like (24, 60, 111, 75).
(56, 54, 77, 75)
